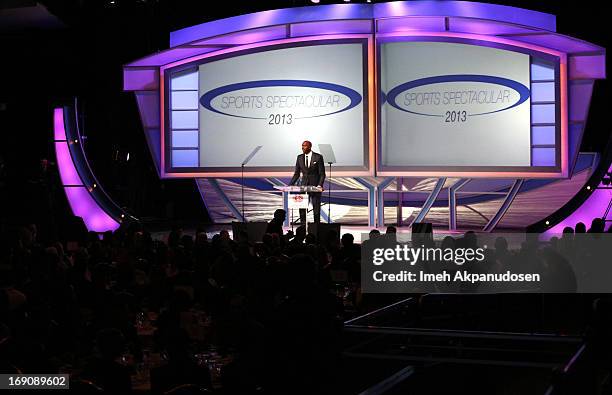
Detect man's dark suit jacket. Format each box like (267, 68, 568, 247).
(290, 152, 326, 187)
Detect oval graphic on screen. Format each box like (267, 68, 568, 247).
(200, 80, 362, 120)
(386, 75, 530, 117)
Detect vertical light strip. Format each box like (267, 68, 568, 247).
(55, 143, 83, 186)
(54, 108, 67, 141)
(169, 70, 199, 168)
(559, 57, 569, 177)
(54, 107, 120, 232)
(530, 59, 557, 167)
(368, 34, 376, 174)
(160, 69, 167, 176)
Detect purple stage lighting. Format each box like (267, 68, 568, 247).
(543, 164, 612, 237)
(54, 108, 120, 233)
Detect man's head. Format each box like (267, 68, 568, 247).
(341, 233, 354, 247)
(273, 209, 286, 222)
(301, 140, 312, 154)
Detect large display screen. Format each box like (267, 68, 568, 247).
(379, 41, 537, 171)
(166, 40, 369, 173)
(164, 38, 560, 177)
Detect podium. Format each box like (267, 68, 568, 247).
(274, 185, 323, 229)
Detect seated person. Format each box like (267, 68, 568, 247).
(266, 209, 286, 237)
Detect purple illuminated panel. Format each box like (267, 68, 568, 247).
(291, 19, 372, 37)
(448, 17, 537, 35)
(511, 34, 602, 54)
(568, 123, 585, 174)
(376, 16, 445, 33)
(123, 68, 159, 91)
(135, 93, 160, 128)
(193, 25, 287, 45)
(54, 108, 120, 232)
(532, 147, 556, 167)
(170, 4, 372, 47)
(64, 187, 120, 232)
(143, 128, 162, 173)
(169, 2, 555, 48)
(55, 143, 83, 185)
(135, 92, 162, 173)
(543, 164, 612, 237)
(569, 81, 594, 122)
(129, 47, 225, 67)
(569, 55, 606, 80)
(54, 107, 66, 140)
(372, 1, 555, 31)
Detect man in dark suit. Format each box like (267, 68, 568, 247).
(290, 140, 326, 224)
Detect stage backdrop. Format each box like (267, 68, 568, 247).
(380, 41, 534, 170)
(163, 37, 561, 177)
(166, 40, 368, 172)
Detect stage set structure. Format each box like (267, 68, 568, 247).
(56, 1, 609, 233)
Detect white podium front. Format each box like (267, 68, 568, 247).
(274, 186, 323, 229)
(288, 194, 309, 210)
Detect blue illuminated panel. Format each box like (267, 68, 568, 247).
(531, 82, 555, 102)
(531, 147, 556, 167)
(171, 110, 198, 129)
(172, 130, 199, 148)
(531, 126, 555, 145)
(171, 91, 199, 110)
(172, 149, 198, 167)
(530, 61, 555, 81)
(169, 68, 199, 169)
(530, 59, 557, 167)
(171, 70, 198, 90)
(531, 104, 556, 124)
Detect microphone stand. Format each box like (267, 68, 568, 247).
(240, 145, 263, 223)
(241, 163, 245, 222)
(317, 143, 337, 225)
(328, 162, 332, 223)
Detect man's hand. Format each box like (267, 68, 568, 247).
(319, 186, 324, 192)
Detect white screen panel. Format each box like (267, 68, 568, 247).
(197, 43, 366, 168)
(380, 41, 531, 168)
